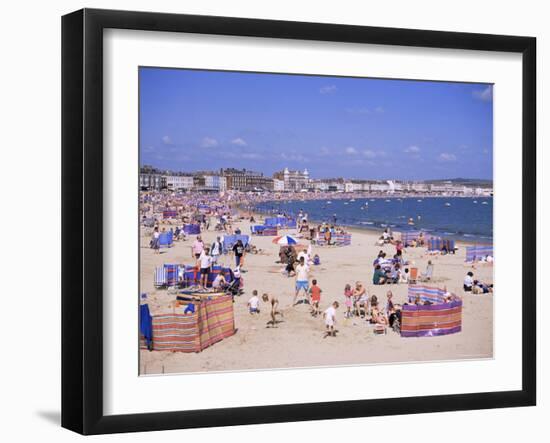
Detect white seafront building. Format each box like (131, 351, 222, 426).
(164, 175, 194, 191)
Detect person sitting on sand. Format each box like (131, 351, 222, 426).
(464, 271, 474, 292)
(385, 291, 395, 316)
(373, 264, 387, 285)
(262, 293, 283, 327)
(212, 273, 227, 290)
(323, 301, 339, 337)
(400, 268, 410, 284)
(389, 264, 401, 284)
(293, 256, 310, 305)
(473, 280, 493, 294)
(309, 279, 322, 317)
(248, 290, 260, 314)
(370, 304, 388, 325)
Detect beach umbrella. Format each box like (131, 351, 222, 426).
(272, 235, 298, 245)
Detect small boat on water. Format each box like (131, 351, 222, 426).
(481, 201, 488, 205)
(344, 202, 349, 205)
(473, 200, 478, 203)
(350, 199, 355, 202)
(417, 199, 423, 202)
(326, 201, 332, 204)
(385, 199, 391, 202)
(445, 202, 451, 206)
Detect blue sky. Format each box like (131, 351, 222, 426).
(140, 67, 493, 180)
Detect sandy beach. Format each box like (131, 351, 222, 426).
(139, 213, 493, 375)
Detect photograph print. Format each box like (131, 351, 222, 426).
(138, 67, 494, 375)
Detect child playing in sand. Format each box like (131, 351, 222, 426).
(344, 284, 353, 318)
(323, 301, 339, 337)
(309, 279, 322, 317)
(262, 293, 283, 327)
(248, 290, 260, 314)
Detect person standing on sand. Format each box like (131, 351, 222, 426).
(232, 239, 245, 269)
(210, 236, 223, 264)
(323, 301, 339, 337)
(150, 226, 160, 254)
(191, 236, 204, 260)
(293, 256, 310, 306)
(198, 247, 212, 288)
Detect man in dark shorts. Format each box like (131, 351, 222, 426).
(198, 247, 212, 288)
(232, 239, 245, 269)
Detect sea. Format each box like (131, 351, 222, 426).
(253, 197, 493, 242)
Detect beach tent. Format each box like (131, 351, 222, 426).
(183, 224, 201, 235)
(316, 233, 352, 247)
(401, 285, 462, 338)
(158, 231, 173, 248)
(465, 244, 494, 262)
(154, 264, 234, 288)
(407, 285, 447, 304)
(182, 265, 234, 288)
(264, 217, 297, 229)
(251, 225, 278, 236)
(400, 230, 422, 246)
(140, 295, 235, 353)
(427, 237, 456, 253)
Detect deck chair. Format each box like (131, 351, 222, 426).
(409, 267, 418, 284)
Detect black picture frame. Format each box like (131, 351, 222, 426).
(62, 8, 536, 435)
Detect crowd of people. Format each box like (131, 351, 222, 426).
(142, 191, 492, 341)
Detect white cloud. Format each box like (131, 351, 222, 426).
(362, 149, 377, 159)
(280, 152, 308, 162)
(161, 135, 173, 145)
(231, 137, 247, 146)
(319, 147, 330, 156)
(404, 145, 420, 154)
(438, 152, 457, 162)
(241, 152, 262, 160)
(345, 146, 358, 155)
(374, 106, 385, 114)
(320, 85, 337, 94)
(201, 137, 219, 148)
(472, 85, 493, 102)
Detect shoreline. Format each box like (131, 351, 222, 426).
(241, 200, 493, 244)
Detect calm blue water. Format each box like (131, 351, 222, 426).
(254, 197, 493, 241)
